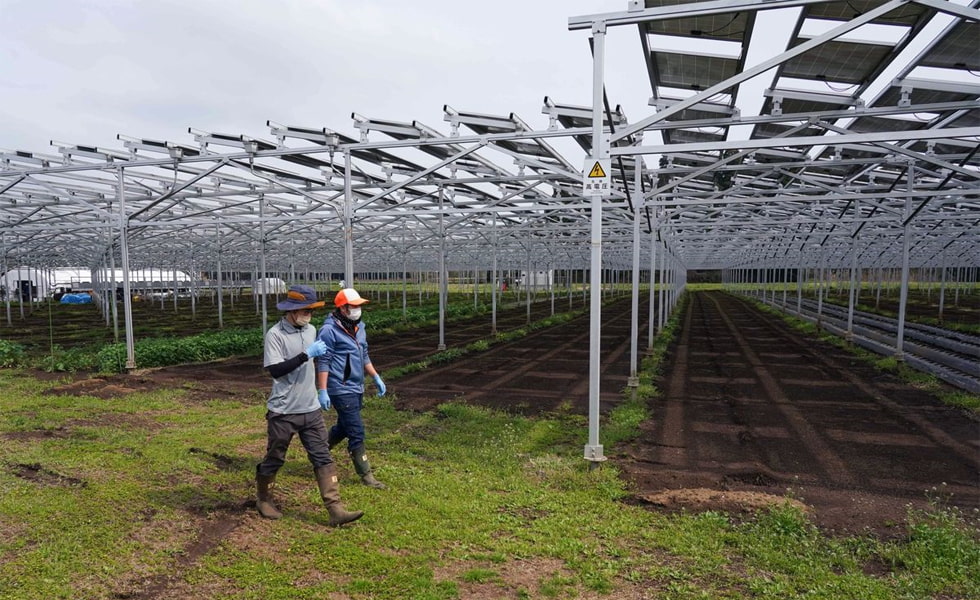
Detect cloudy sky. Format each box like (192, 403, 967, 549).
(1, 0, 649, 156)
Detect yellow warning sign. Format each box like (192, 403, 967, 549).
(583, 157, 611, 196)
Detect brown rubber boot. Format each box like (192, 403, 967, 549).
(255, 473, 283, 520)
(350, 446, 387, 489)
(314, 464, 364, 527)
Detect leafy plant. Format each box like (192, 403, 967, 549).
(0, 339, 26, 367)
(95, 327, 264, 373)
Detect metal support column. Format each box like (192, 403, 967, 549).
(938, 256, 946, 323)
(896, 165, 914, 359)
(584, 20, 608, 467)
(628, 156, 642, 388)
(344, 151, 354, 285)
(491, 214, 498, 335)
(438, 187, 447, 351)
(259, 194, 268, 335)
(216, 226, 224, 329)
(116, 166, 136, 370)
(847, 205, 860, 340)
(647, 225, 657, 351)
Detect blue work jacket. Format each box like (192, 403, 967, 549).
(316, 312, 372, 395)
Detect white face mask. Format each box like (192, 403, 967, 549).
(293, 313, 312, 327)
(347, 307, 362, 321)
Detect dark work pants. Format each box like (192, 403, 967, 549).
(327, 392, 366, 452)
(256, 409, 333, 477)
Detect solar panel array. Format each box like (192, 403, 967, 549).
(1, 0, 977, 283)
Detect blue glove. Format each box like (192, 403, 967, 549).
(305, 340, 326, 358)
(318, 389, 331, 410)
(373, 374, 386, 397)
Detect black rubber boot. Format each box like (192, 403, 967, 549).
(314, 463, 364, 527)
(327, 428, 345, 451)
(350, 445, 387, 489)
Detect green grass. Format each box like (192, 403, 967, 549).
(1, 292, 978, 599)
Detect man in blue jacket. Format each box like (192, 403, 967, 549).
(256, 284, 364, 526)
(316, 287, 388, 489)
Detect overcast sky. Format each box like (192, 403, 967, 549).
(1, 0, 649, 157)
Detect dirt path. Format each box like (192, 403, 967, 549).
(618, 291, 979, 537)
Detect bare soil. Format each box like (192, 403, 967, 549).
(620, 291, 979, 538)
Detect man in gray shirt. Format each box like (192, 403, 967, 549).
(256, 284, 363, 527)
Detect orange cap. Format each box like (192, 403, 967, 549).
(334, 288, 369, 307)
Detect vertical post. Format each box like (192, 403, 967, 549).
(796, 256, 803, 314)
(896, 164, 914, 359)
(190, 252, 197, 317)
(648, 225, 657, 349)
(2, 234, 10, 326)
(549, 238, 556, 317)
(629, 156, 642, 388)
(438, 187, 447, 351)
(344, 151, 355, 285)
(584, 20, 607, 467)
(658, 244, 666, 332)
(954, 266, 961, 306)
(525, 231, 532, 325)
(216, 226, 224, 329)
(782, 266, 788, 306)
(760, 264, 768, 304)
(116, 166, 136, 370)
(847, 204, 860, 340)
(108, 235, 119, 342)
(816, 257, 826, 328)
(401, 223, 408, 318)
(259, 194, 268, 335)
(492, 213, 498, 335)
(938, 256, 946, 323)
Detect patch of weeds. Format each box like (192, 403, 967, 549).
(878, 500, 980, 598)
(525, 419, 581, 454)
(0, 340, 26, 367)
(461, 567, 498, 583)
(873, 355, 899, 371)
(942, 391, 980, 411)
(429, 347, 464, 364)
(386, 360, 429, 379)
(35, 345, 100, 372)
(465, 339, 490, 352)
(538, 572, 578, 597)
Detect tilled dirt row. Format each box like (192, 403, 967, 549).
(617, 291, 979, 537)
(42, 293, 599, 402)
(386, 295, 644, 415)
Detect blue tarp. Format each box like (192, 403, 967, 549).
(60, 293, 92, 304)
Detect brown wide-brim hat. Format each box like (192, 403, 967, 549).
(276, 285, 326, 311)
